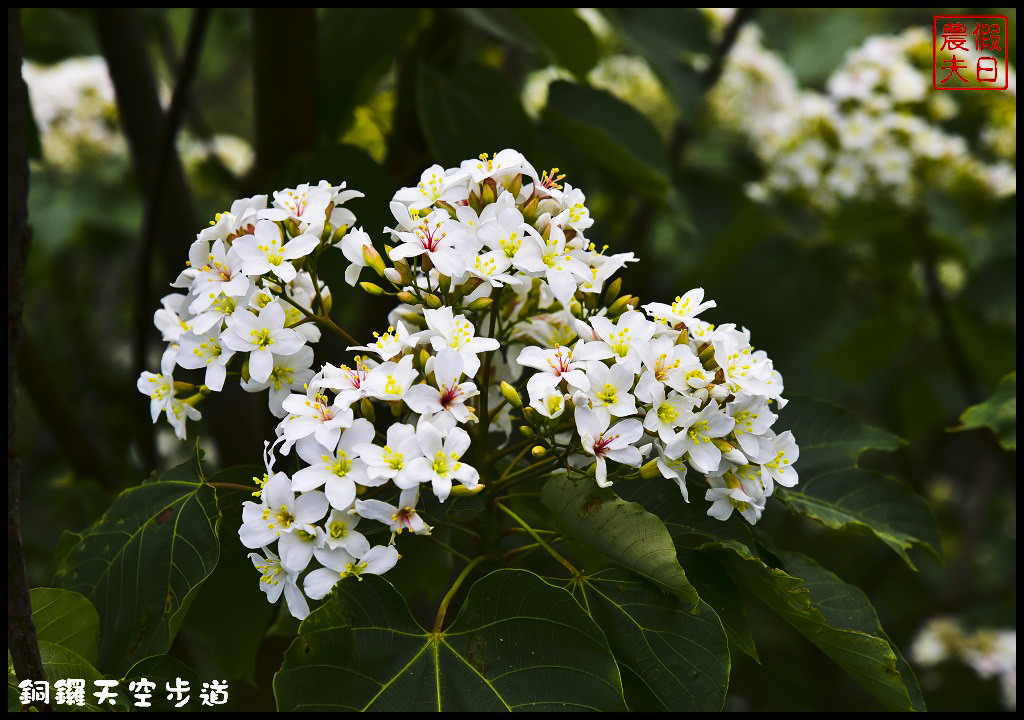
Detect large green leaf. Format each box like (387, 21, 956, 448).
(679, 551, 758, 662)
(29, 588, 100, 666)
(615, 476, 760, 560)
(456, 9, 598, 78)
(541, 471, 699, 605)
(183, 466, 271, 684)
(114, 654, 202, 713)
(318, 9, 424, 140)
(566, 569, 729, 711)
(722, 548, 925, 712)
(38, 641, 104, 710)
(957, 372, 1015, 450)
(608, 480, 759, 659)
(274, 569, 626, 711)
(543, 82, 670, 197)
(53, 454, 221, 674)
(417, 65, 536, 168)
(775, 396, 941, 567)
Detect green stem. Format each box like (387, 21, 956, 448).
(495, 443, 534, 485)
(494, 502, 579, 578)
(427, 535, 472, 564)
(488, 435, 536, 463)
(499, 457, 559, 487)
(433, 555, 489, 633)
(208, 482, 256, 492)
(274, 289, 359, 345)
(432, 519, 481, 540)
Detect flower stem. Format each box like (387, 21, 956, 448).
(209, 482, 256, 492)
(493, 502, 579, 578)
(433, 554, 489, 633)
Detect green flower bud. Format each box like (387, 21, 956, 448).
(500, 381, 523, 408)
(362, 245, 387, 277)
(359, 282, 387, 296)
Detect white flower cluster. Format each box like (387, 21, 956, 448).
(911, 617, 1016, 709)
(22, 56, 126, 168)
(527, 292, 797, 525)
(136, 181, 362, 438)
(220, 149, 798, 618)
(711, 26, 1017, 210)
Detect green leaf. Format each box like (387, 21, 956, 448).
(417, 65, 536, 168)
(29, 588, 100, 666)
(38, 640, 103, 689)
(775, 396, 941, 567)
(318, 9, 424, 140)
(541, 471, 699, 605)
(53, 453, 221, 674)
(455, 9, 599, 78)
(53, 530, 82, 567)
(274, 569, 626, 711)
(723, 549, 925, 711)
(603, 8, 712, 118)
(679, 551, 758, 662)
(957, 372, 1015, 450)
(570, 569, 729, 711)
(543, 82, 670, 197)
(615, 476, 760, 560)
(183, 465, 271, 684)
(117, 654, 201, 712)
(515, 10, 599, 78)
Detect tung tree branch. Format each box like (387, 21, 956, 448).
(8, 8, 51, 710)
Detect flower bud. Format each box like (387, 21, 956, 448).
(394, 259, 413, 285)
(283, 218, 301, 238)
(466, 296, 492, 311)
(396, 291, 417, 305)
(500, 381, 523, 408)
(450, 483, 485, 497)
(698, 343, 717, 369)
(384, 268, 402, 284)
(712, 438, 747, 465)
(523, 407, 540, 425)
(330, 224, 349, 244)
(435, 200, 458, 220)
(531, 445, 547, 458)
(359, 397, 376, 422)
(519, 425, 535, 437)
(468, 190, 482, 214)
(416, 348, 431, 372)
(480, 177, 498, 206)
(362, 245, 387, 277)
(604, 277, 622, 305)
(423, 293, 443, 309)
(675, 327, 689, 345)
(508, 173, 523, 198)
(521, 192, 539, 224)
(607, 294, 631, 318)
(640, 459, 662, 479)
(453, 276, 484, 301)
(569, 299, 584, 318)
(437, 274, 452, 294)
(359, 281, 388, 296)
(583, 291, 598, 310)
